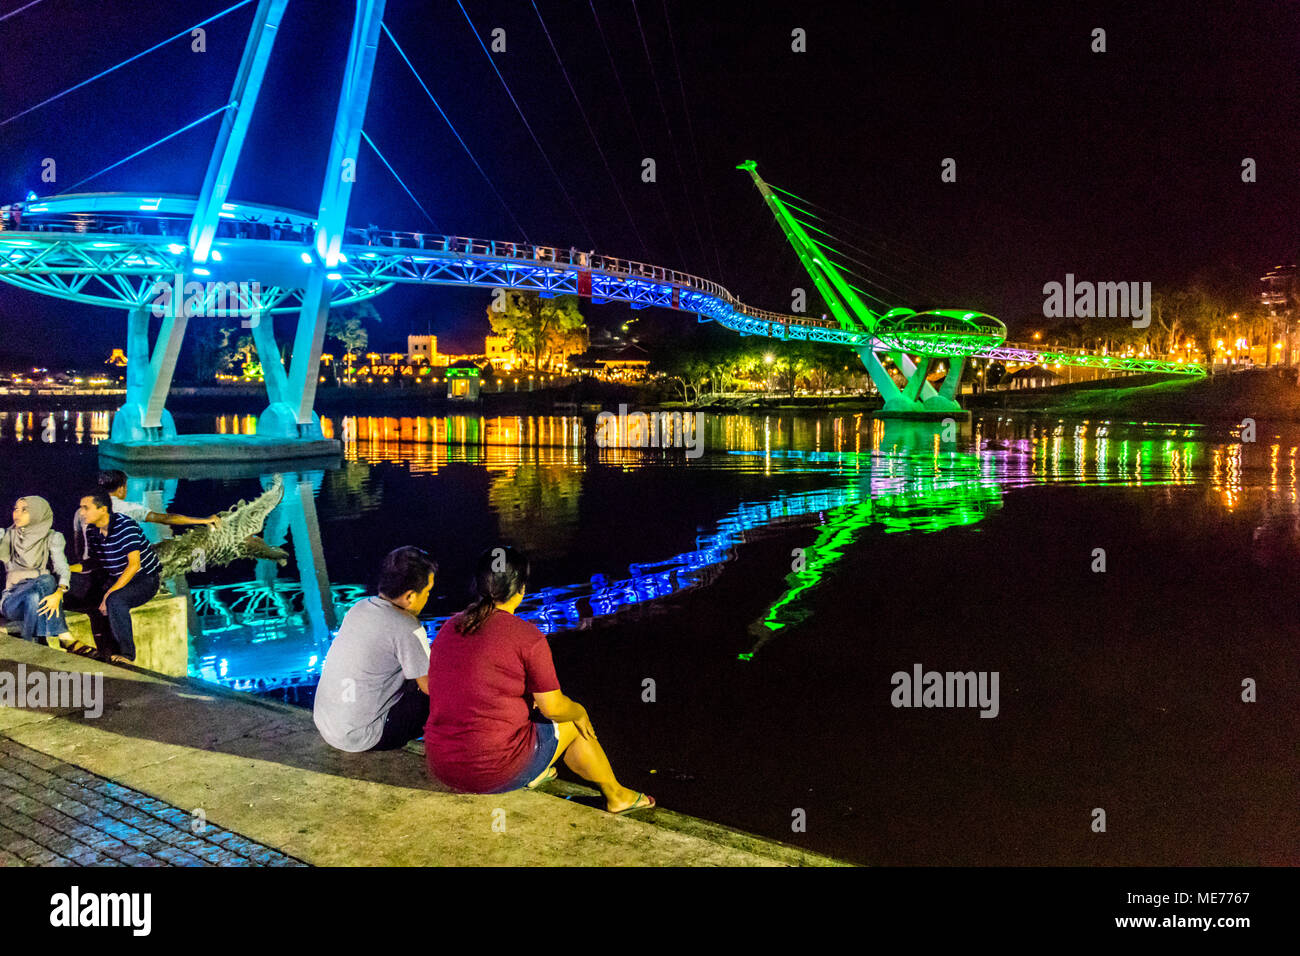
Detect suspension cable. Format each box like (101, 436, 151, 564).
(58, 105, 232, 194)
(817, 246, 912, 306)
(588, 0, 688, 269)
(630, 0, 710, 274)
(454, 0, 595, 249)
(796, 219, 937, 302)
(531, 1, 649, 260)
(360, 130, 441, 233)
(1, 0, 254, 127)
(770, 180, 945, 278)
(380, 21, 529, 242)
(0, 0, 47, 25)
(779, 199, 937, 300)
(659, 0, 725, 284)
(845, 280, 902, 311)
(780, 200, 958, 301)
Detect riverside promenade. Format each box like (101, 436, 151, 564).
(0, 636, 843, 867)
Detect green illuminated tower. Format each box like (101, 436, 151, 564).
(739, 161, 1007, 416)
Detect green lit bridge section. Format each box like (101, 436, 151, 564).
(737, 160, 1204, 416)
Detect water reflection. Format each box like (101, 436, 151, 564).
(107, 458, 356, 695)
(0, 409, 111, 444)
(2, 409, 1293, 696)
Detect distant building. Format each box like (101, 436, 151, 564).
(446, 360, 481, 401)
(1261, 264, 1296, 315)
(407, 334, 438, 364)
(603, 343, 651, 373)
(570, 343, 651, 381)
(1260, 265, 1297, 365)
(1002, 365, 1062, 390)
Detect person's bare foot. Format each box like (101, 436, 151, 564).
(606, 789, 655, 814)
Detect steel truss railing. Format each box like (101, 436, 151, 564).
(0, 213, 1205, 376)
(0, 232, 390, 312)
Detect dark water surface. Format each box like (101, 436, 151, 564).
(1, 408, 1295, 865)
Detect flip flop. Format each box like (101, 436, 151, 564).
(610, 792, 655, 815)
(525, 766, 558, 789)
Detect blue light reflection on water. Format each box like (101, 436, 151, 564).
(0, 410, 1237, 697)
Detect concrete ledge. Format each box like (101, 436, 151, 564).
(6, 595, 189, 677)
(99, 435, 342, 463)
(0, 636, 847, 866)
(74, 595, 189, 677)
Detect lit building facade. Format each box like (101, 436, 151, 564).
(1260, 264, 1297, 366)
(407, 334, 438, 364)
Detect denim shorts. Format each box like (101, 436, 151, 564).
(486, 719, 560, 794)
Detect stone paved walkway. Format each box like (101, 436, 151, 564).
(0, 636, 843, 866)
(0, 737, 305, 867)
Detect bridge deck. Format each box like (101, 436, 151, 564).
(0, 196, 1204, 375)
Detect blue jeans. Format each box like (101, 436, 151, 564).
(484, 720, 561, 794)
(86, 573, 158, 660)
(0, 574, 69, 642)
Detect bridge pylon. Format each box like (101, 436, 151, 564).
(738, 161, 1004, 418)
(39, 0, 384, 460)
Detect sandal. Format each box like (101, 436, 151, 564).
(525, 766, 558, 789)
(609, 792, 655, 815)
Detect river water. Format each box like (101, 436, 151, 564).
(0, 407, 1295, 865)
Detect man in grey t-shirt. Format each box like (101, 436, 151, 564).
(314, 547, 438, 752)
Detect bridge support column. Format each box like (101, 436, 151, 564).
(902, 356, 932, 403)
(257, 470, 336, 635)
(857, 347, 911, 412)
(124, 306, 149, 406)
(144, 307, 189, 428)
(262, 0, 385, 440)
(110, 304, 179, 443)
(892, 352, 943, 404)
(249, 310, 311, 439)
(856, 347, 965, 417)
(936, 357, 966, 402)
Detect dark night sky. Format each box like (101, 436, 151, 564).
(1, 0, 1297, 367)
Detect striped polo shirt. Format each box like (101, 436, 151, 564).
(85, 512, 162, 578)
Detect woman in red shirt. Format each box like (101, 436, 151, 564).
(425, 547, 654, 813)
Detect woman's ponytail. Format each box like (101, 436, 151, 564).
(456, 546, 530, 635)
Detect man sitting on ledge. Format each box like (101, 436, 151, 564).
(314, 547, 436, 752)
(78, 491, 162, 664)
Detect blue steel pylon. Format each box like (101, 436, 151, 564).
(112, 0, 386, 444)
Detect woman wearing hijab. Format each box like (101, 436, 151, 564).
(0, 496, 71, 643)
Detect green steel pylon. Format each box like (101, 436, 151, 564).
(739, 160, 1005, 415)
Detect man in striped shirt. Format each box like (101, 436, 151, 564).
(78, 490, 162, 663)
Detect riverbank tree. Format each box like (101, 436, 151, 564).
(487, 291, 586, 370)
